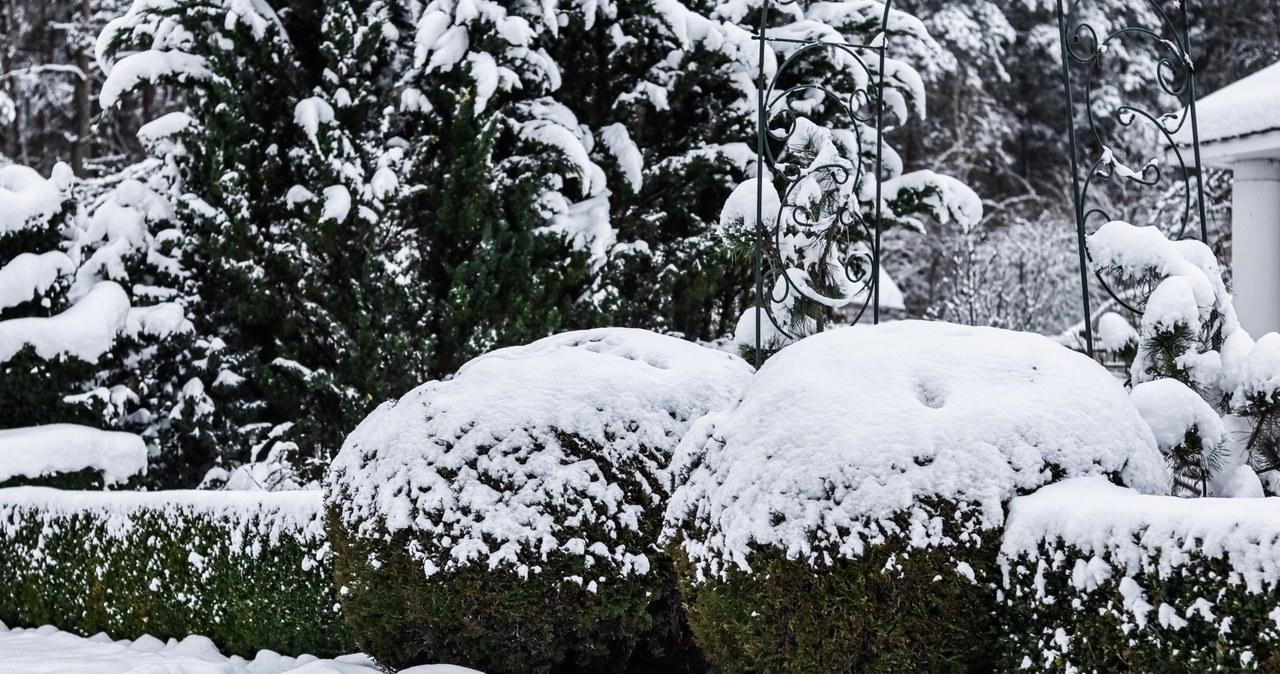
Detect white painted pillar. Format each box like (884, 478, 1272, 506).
(1232, 158, 1280, 337)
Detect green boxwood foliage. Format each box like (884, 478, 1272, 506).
(999, 479, 1280, 672)
(327, 481, 698, 674)
(0, 488, 354, 658)
(671, 502, 999, 674)
(1001, 545, 1280, 672)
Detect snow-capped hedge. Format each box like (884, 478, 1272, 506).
(1000, 477, 1280, 672)
(0, 487, 354, 658)
(664, 321, 1168, 673)
(325, 328, 753, 673)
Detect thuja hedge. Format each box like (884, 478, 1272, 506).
(671, 503, 1001, 674)
(998, 478, 1280, 672)
(0, 487, 355, 658)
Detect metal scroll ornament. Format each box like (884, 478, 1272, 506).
(751, 0, 893, 368)
(1056, 0, 1209, 357)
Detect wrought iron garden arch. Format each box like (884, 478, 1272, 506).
(1056, 0, 1210, 358)
(749, 0, 894, 368)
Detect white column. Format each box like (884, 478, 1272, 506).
(1232, 158, 1280, 337)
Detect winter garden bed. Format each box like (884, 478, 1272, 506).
(7, 321, 1280, 672)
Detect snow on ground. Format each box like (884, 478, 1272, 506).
(0, 425, 147, 485)
(0, 622, 481, 674)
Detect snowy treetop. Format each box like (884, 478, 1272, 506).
(666, 320, 1169, 581)
(326, 328, 752, 579)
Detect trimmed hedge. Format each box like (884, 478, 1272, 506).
(0, 487, 355, 658)
(671, 503, 1000, 674)
(327, 491, 699, 674)
(999, 478, 1280, 672)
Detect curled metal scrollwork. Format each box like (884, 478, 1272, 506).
(751, 0, 893, 365)
(1057, 0, 1209, 356)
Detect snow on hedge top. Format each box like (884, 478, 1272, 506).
(0, 486, 325, 555)
(0, 163, 72, 235)
(326, 328, 753, 577)
(0, 424, 146, 485)
(1002, 476, 1280, 593)
(665, 321, 1168, 580)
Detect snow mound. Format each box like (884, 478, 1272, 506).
(0, 163, 72, 235)
(0, 424, 147, 485)
(326, 328, 753, 578)
(666, 321, 1169, 580)
(0, 622, 485, 674)
(1130, 379, 1225, 454)
(0, 281, 129, 364)
(0, 251, 74, 311)
(1002, 476, 1280, 593)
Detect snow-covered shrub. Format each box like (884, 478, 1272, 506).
(1000, 477, 1280, 672)
(1088, 221, 1280, 496)
(664, 321, 1167, 673)
(0, 487, 354, 658)
(324, 328, 752, 673)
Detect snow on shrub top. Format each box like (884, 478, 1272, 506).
(0, 424, 147, 485)
(1130, 379, 1225, 455)
(326, 328, 753, 578)
(0, 251, 74, 312)
(1002, 476, 1280, 593)
(665, 320, 1168, 580)
(0, 163, 72, 235)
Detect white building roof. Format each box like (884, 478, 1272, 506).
(1177, 60, 1280, 166)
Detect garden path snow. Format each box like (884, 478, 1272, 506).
(0, 622, 482, 674)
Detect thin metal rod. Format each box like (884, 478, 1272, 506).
(754, 0, 769, 369)
(1179, 0, 1209, 244)
(872, 1, 891, 325)
(1057, 0, 1095, 358)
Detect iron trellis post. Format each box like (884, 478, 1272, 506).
(1056, 0, 1210, 355)
(752, 0, 893, 367)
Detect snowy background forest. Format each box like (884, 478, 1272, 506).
(1, 0, 1278, 489)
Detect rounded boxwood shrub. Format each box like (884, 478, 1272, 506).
(664, 320, 1169, 674)
(324, 328, 753, 673)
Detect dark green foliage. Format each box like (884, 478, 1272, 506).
(672, 505, 999, 674)
(330, 516, 697, 674)
(0, 468, 105, 490)
(0, 346, 102, 428)
(410, 101, 591, 378)
(0, 496, 355, 658)
(1000, 543, 1280, 672)
(327, 434, 698, 674)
